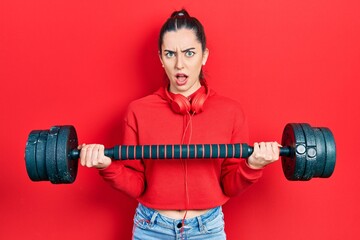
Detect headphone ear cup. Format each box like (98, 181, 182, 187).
(171, 94, 191, 114)
(191, 93, 207, 114)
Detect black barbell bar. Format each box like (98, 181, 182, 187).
(69, 144, 292, 161)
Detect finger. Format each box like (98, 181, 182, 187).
(77, 143, 86, 150)
(98, 145, 105, 164)
(253, 142, 260, 157)
(272, 141, 280, 159)
(91, 145, 100, 166)
(80, 144, 88, 166)
(264, 142, 273, 160)
(259, 142, 266, 155)
(85, 144, 95, 167)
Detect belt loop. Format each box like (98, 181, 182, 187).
(196, 215, 204, 232)
(150, 211, 159, 227)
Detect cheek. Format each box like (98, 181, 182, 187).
(163, 59, 174, 68)
(163, 64, 173, 74)
(163, 66, 173, 79)
(189, 59, 203, 73)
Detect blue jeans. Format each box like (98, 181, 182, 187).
(132, 203, 226, 240)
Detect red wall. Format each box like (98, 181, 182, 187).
(1, 0, 359, 239)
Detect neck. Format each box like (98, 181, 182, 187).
(169, 80, 204, 97)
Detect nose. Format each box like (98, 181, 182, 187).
(175, 55, 184, 69)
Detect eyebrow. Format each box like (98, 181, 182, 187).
(164, 47, 196, 53)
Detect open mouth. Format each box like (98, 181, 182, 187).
(175, 73, 188, 86)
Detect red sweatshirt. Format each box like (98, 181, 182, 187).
(99, 86, 263, 210)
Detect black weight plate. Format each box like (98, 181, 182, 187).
(25, 130, 41, 181)
(46, 126, 61, 184)
(320, 127, 336, 178)
(56, 126, 78, 183)
(35, 130, 49, 181)
(300, 123, 317, 181)
(281, 123, 307, 180)
(313, 128, 326, 177)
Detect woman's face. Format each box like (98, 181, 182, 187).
(159, 28, 209, 96)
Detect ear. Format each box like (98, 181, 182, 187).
(158, 50, 164, 67)
(202, 48, 209, 66)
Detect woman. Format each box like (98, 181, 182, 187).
(79, 9, 279, 239)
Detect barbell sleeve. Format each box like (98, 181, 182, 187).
(69, 144, 292, 160)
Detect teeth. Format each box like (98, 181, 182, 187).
(176, 75, 187, 78)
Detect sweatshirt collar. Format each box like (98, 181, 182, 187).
(154, 83, 214, 101)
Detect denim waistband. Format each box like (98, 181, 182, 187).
(136, 203, 222, 231)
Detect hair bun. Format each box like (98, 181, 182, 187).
(171, 9, 190, 18)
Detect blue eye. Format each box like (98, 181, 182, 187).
(165, 52, 175, 58)
(185, 51, 195, 57)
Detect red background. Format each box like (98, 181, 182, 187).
(1, 0, 359, 239)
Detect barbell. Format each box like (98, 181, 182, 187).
(25, 123, 336, 184)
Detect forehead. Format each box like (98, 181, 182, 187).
(162, 28, 201, 50)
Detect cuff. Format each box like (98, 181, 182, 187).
(238, 159, 263, 181)
(98, 161, 123, 177)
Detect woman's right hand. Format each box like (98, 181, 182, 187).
(78, 144, 112, 169)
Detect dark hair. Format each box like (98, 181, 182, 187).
(158, 9, 206, 52)
(158, 9, 207, 80)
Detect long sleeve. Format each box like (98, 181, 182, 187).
(220, 108, 263, 197)
(98, 106, 146, 199)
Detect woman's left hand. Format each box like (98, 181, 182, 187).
(247, 142, 281, 169)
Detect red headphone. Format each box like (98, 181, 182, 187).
(164, 84, 210, 115)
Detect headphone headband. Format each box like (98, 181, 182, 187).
(164, 83, 210, 115)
